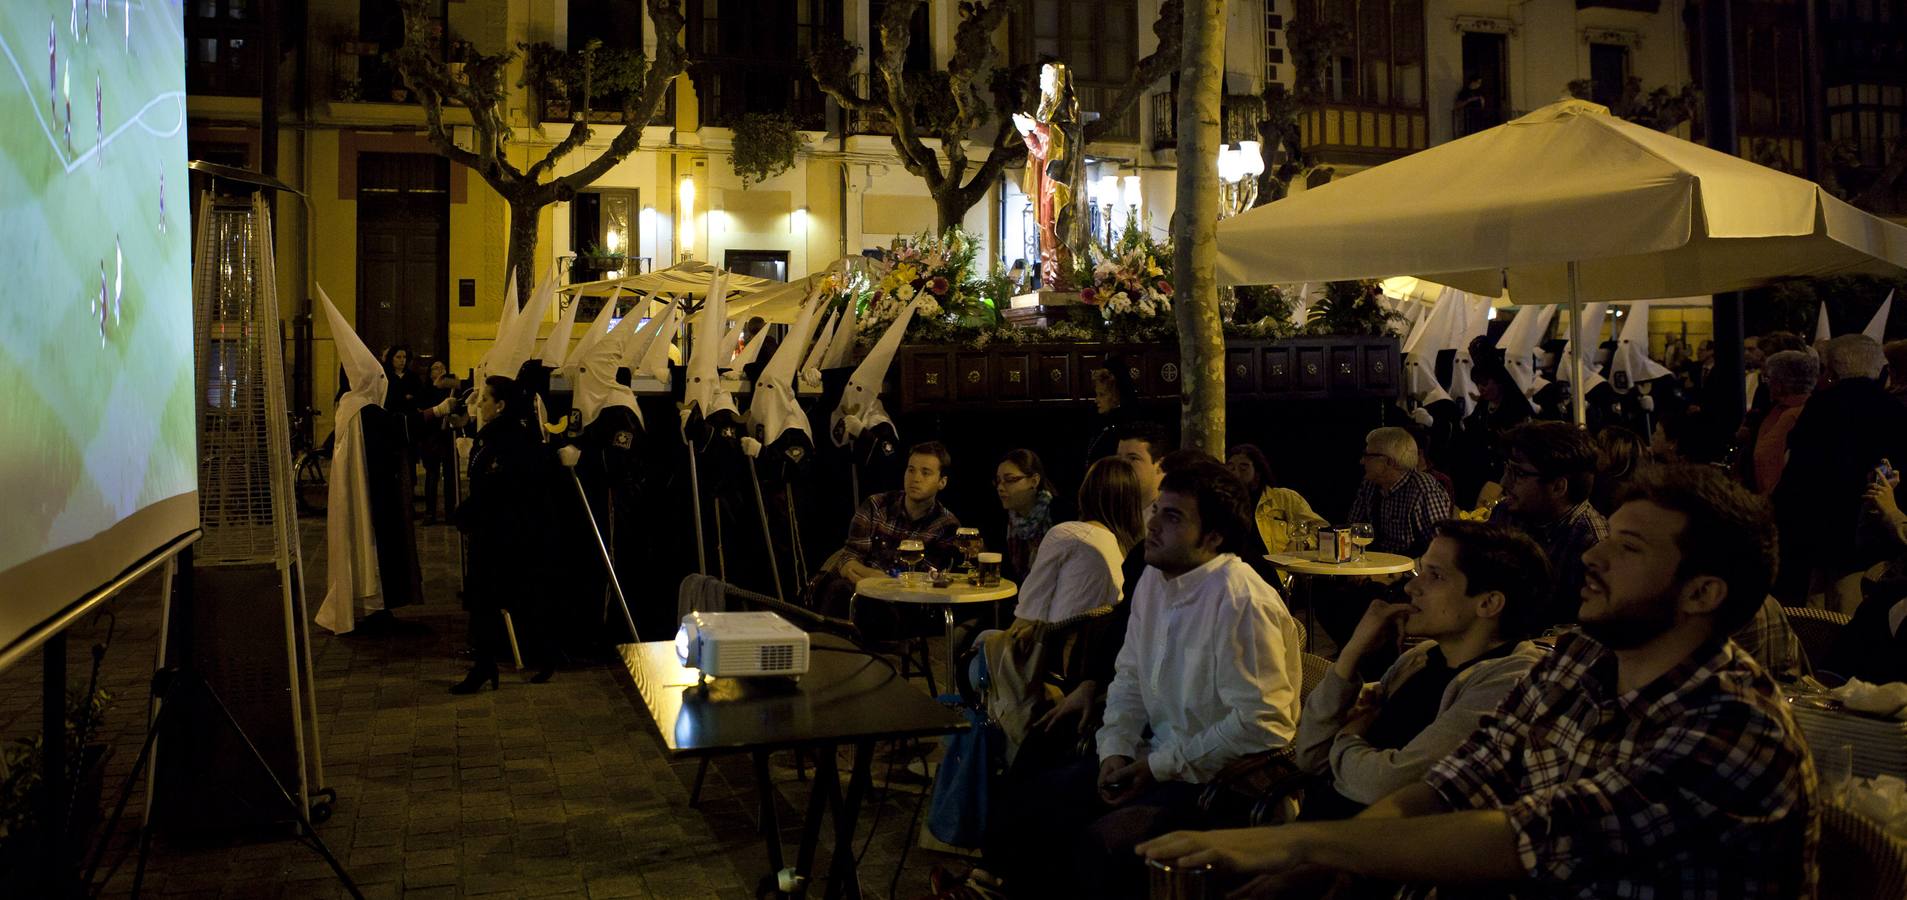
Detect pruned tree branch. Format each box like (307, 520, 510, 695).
(1086, 0, 1182, 143)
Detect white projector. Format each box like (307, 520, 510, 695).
(674, 611, 811, 678)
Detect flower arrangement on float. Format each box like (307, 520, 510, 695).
(1074, 231, 1177, 341)
(854, 228, 996, 343)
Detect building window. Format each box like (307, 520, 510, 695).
(1011, 0, 1141, 140)
(185, 0, 264, 96)
(1266, 7, 1286, 78)
(569, 0, 645, 52)
(1589, 43, 1629, 109)
(685, 0, 839, 128)
(570, 190, 640, 283)
(1302, 0, 1425, 110)
(1830, 83, 1906, 166)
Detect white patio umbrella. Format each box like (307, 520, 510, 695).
(562, 259, 774, 299)
(1217, 98, 1907, 422)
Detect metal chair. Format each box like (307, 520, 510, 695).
(1782, 606, 1851, 674)
(1821, 804, 1907, 900)
(1299, 651, 1332, 699)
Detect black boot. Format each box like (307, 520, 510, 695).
(450, 661, 499, 694)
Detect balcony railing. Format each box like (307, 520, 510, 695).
(1298, 102, 1429, 164)
(689, 57, 828, 130)
(1150, 91, 1272, 151)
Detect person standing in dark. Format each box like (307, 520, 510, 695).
(452, 376, 554, 691)
(1773, 335, 1907, 610)
(415, 358, 461, 524)
(1085, 356, 1142, 465)
(1453, 77, 1492, 136)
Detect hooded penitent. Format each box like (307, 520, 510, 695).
(1496, 303, 1556, 413)
(1555, 302, 1609, 394)
(683, 271, 741, 441)
(1401, 286, 1461, 407)
(747, 281, 830, 466)
(1609, 300, 1672, 392)
(315, 284, 390, 634)
(573, 294, 646, 429)
(830, 297, 923, 450)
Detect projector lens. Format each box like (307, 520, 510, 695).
(675, 622, 697, 667)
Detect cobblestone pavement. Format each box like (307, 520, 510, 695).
(0, 516, 961, 899)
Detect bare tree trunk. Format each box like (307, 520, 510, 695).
(507, 198, 541, 309)
(1172, 0, 1227, 455)
(936, 193, 964, 234)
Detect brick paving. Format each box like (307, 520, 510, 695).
(0, 515, 962, 899)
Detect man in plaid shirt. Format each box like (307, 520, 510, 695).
(832, 441, 962, 581)
(1140, 465, 1818, 898)
(1347, 427, 1454, 558)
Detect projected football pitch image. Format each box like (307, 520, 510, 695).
(0, 1, 195, 599)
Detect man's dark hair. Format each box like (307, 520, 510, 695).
(1617, 464, 1779, 635)
(1430, 520, 1554, 640)
(1158, 462, 1252, 555)
(1113, 421, 1170, 462)
(908, 441, 952, 475)
(1504, 421, 1597, 504)
(1158, 447, 1217, 476)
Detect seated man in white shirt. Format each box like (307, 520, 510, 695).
(989, 461, 1303, 899)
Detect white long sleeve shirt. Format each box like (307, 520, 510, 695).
(1011, 521, 1125, 622)
(1096, 553, 1303, 784)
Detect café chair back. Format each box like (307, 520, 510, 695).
(1820, 804, 1907, 900)
(1782, 606, 1851, 674)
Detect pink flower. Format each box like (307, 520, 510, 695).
(1080, 287, 1100, 305)
(1157, 280, 1173, 296)
(928, 275, 950, 296)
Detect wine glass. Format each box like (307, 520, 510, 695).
(954, 527, 983, 574)
(896, 539, 926, 580)
(1349, 523, 1374, 561)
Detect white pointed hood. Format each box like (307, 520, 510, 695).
(1285, 283, 1315, 328)
(1610, 300, 1672, 392)
(1866, 290, 1894, 342)
(684, 271, 738, 419)
(830, 298, 921, 447)
(1816, 302, 1833, 343)
(480, 268, 557, 383)
(318, 284, 387, 423)
(733, 325, 772, 370)
(1496, 304, 1557, 404)
(748, 281, 829, 453)
(539, 287, 585, 369)
(574, 302, 645, 429)
(1401, 286, 1460, 406)
(629, 300, 684, 382)
(1556, 303, 1609, 393)
(822, 294, 861, 369)
(565, 287, 621, 382)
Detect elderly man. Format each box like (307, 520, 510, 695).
(1347, 427, 1454, 559)
(1488, 421, 1608, 624)
(1772, 335, 1907, 609)
(1141, 465, 1818, 899)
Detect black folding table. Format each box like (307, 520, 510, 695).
(619, 634, 967, 899)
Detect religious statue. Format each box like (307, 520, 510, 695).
(1013, 63, 1085, 292)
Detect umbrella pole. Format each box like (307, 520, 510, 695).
(1568, 261, 1586, 428)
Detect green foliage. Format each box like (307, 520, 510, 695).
(1752, 275, 1907, 337)
(729, 113, 807, 188)
(518, 40, 649, 114)
(1565, 76, 1698, 133)
(1226, 284, 1298, 339)
(1302, 280, 1400, 336)
(0, 687, 111, 849)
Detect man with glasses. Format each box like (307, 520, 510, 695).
(1346, 427, 1453, 559)
(1489, 421, 1607, 624)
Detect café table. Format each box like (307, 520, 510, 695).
(1264, 551, 1416, 651)
(851, 576, 1018, 694)
(620, 633, 967, 899)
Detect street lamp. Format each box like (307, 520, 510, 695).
(1096, 173, 1121, 244)
(1218, 141, 1264, 219)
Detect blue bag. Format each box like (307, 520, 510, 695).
(927, 703, 997, 848)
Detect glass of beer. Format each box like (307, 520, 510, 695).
(975, 551, 1003, 587)
(1350, 522, 1374, 561)
(896, 539, 926, 585)
(1147, 858, 1214, 900)
(954, 527, 983, 574)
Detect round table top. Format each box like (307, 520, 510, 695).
(1265, 551, 1416, 577)
(855, 576, 1019, 605)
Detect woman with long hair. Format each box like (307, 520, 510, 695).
(1225, 443, 1325, 555)
(996, 448, 1055, 583)
(1010, 457, 1144, 624)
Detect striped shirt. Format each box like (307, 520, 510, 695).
(842, 490, 962, 573)
(1423, 631, 1818, 899)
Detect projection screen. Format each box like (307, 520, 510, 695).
(0, 1, 198, 668)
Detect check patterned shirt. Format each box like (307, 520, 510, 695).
(1347, 469, 1454, 557)
(1422, 631, 1818, 899)
(842, 490, 962, 572)
(1489, 500, 1608, 624)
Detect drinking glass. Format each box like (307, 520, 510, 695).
(1350, 523, 1374, 561)
(896, 539, 925, 576)
(954, 527, 983, 574)
(975, 552, 1003, 587)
